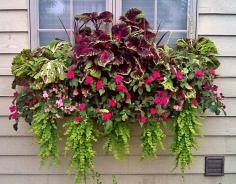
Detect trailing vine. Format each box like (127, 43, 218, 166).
(31, 103, 59, 164)
(141, 120, 165, 158)
(171, 109, 201, 173)
(64, 118, 97, 184)
(104, 122, 130, 160)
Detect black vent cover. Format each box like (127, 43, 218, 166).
(205, 156, 224, 176)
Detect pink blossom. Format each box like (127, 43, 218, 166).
(74, 116, 83, 122)
(9, 104, 16, 112)
(195, 69, 203, 78)
(153, 71, 161, 80)
(144, 76, 152, 85)
(114, 74, 123, 84)
(203, 83, 211, 90)
(43, 91, 49, 99)
(191, 99, 198, 105)
(79, 103, 86, 111)
(55, 114, 61, 119)
(153, 97, 161, 104)
(73, 89, 79, 96)
(44, 108, 50, 113)
(56, 99, 63, 108)
(126, 93, 132, 100)
(176, 71, 183, 80)
(12, 112, 19, 119)
(116, 85, 127, 92)
(210, 69, 216, 75)
(160, 95, 169, 106)
(139, 116, 147, 124)
(108, 100, 116, 107)
(102, 112, 112, 121)
(96, 80, 104, 90)
(66, 70, 75, 79)
(213, 85, 218, 91)
(150, 108, 156, 115)
(69, 106, 76, 112)
(85, 76, 93, 85)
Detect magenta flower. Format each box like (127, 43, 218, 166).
(74, 116, 83, 122)
(176, 71, 183, 80)
(79, 103, 86, 111)
(210, 69, 216, 75)
(114, 74, 123, 84)
(195, 70, 203, 78)
(108, 100, 116, 107)
(150, 108, 156, 115)
(144, 76, 152, 85)
(12, 112, 19, 119)
(139, 116, 147, 124)
(203, 83, 211, 90)
(9, 104, 16, 112)
(126, 93, 132, 100)
(161, 112, 168, 120)
(191, 99, 198, 105)
(153, 97, 161, 104)
(85, 76, 93, 85)
(43, 91, 49, 99)
(66, 70, 75, 79)
(13, 91, 18, 98)
(116, 85, 127, 92)
(96, 80, 104, 90)
(160, 95, 169, 106)
(153, 71, 161, 80)
(102, 112, 112, 121)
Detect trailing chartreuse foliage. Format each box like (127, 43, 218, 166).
(64, 118, 97, 184)
(104, 122, 130, 160)
(31, 103, 59, 164)
(9, 8, 225, 184)
(171, 109, 201, 173)
(141, 120, 165, 158)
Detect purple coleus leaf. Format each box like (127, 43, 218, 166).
(97, 50, 114, 67)
(121, 8, 143, 22)
(112, 23, 131, 42)
(97, 11, 113, 23)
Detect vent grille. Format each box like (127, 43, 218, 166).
(205, 156, 224, 176)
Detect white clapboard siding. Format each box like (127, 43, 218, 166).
(0, 155, 235, 174)
(0, 76, 14, 96)
(0, 54, 15, 75)
(0, 136, 235, 156)
(0, 174, 235, 184)
(198, 15, 236, 35)
(0, 11, 28, 32)
(0, 0, 27, 10)
(198, 0, 236, 14)
(0, 33, 28, 53)
(217, 57, 236, 77)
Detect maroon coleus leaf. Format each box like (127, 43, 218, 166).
(130, 60, 144, 79)
(94, 30, 111, 43)
(97, 50, 114, 67)
(112, 23, 131, 41)
(97, 11, 113, 23)
(121, 8, 143, 22)
(74, 12, 98, 23)
(116, 63, 132, 75)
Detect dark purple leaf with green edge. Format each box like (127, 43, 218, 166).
(97, 50, 114, 67)
(116, 63, 132, 75)
(123, 8, 143, 22)
(112, 23, 131, 41)
(130, 64, 144, 80)
(97, 11, 113, 23)
(86, 64, 101, 79)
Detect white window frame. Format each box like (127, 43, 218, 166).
(29, 0, 198, 49)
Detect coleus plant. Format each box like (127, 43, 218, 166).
(9, 9, 225, 184)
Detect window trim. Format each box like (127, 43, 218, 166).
(29, 0, 198, 49)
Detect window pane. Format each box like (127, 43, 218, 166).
(157, 0, 188, 30)
(157, 32, 187, 47)
(39, 31, 70, 46)
(73, 0, 106, 15)
(39, 0, 70, 29)
(122, 0, 155, 28)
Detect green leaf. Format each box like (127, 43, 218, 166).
(99, 89, 105, 96)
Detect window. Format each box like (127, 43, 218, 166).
(29, 0, 197, 48)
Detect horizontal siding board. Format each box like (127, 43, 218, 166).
(0, 0, 28, 10)
(0, 174, 235, 184)
(0, 155, 235, 174)
(0, 54, 15, 75)
(0, 33, 28, 53)
(198, 15, 236, 35)
(0, 11, 28, 32)
(198, 0, 236, 14)
(199, 36, 236, 56)
(217, 57, 236, 77)
(1, 117, 236, 137)
(0, 76, 13, 96)
(0, 136, 236, 156)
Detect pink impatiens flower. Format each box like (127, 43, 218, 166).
(195, 69, 203, 78)
(85, 76, 93, 85)
(176, 71, 183, 80)
(114, 74, 123, 84)
(144, 76, 152, 85)
(191, 99, 198, 105)
(153, 71, 161, 80)
(66, 70, 75, 79)
(102, 112, 112, 121)
(43, 91, 49, 99)
(56, 99, 63, 108)
(96, 80, 104, 90)
(116, 85, 127, 92)
(9, 104, 16, 112)
(79, 103, 86, 111)
(13, 91, 18, 98)
(210, 69, 216, 75)
(139, 116, 147, 124)
(153, 97, 161, 104)
(161, 112, 168, 120)
(108, 100, 116, 108)
(150, 108, 156, 115)
(74, 116, 83, 122)
(12, 112, 19, 119)
(126, 93, 132, 100)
